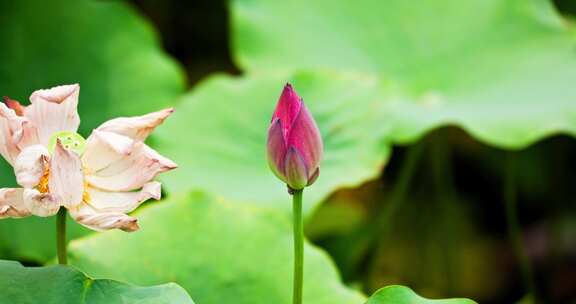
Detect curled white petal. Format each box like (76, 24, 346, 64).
(87, 181, 161, 213)
(29, 84, 80, 105)
(0, 103, 26, 165)
(22, 188, 60, 217)
(0, 188, 30, 218)
(82, 130, 133, 172)
(84, 131, 176, 192)
(25, 84, 80, 145)
(96, 108, 174, 141)
(14, 120, 39, 151)
(49, 140, 84, 208)
(1, 97, 39, 150)
(69, 204, 139, 232)
(14, 145, 49, 188)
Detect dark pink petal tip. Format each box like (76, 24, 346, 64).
(272, 83, 302, 130)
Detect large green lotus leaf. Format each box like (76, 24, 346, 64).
(366, 286, 476, 304)
(0, 0, 184, 261)
(0, 260, 194, 304)
(154, 71, 390, 213)
(69, 192, 366, 304)
(232, 0, 576, 148)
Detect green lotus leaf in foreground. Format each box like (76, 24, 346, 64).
(155, 71, 391, 213)
(0, 260, 194, 304)
(0, 0, 185, 262)
(69, 192, 366, 304)
(366, 285, 477, 304)
(232, 0, 576, 149)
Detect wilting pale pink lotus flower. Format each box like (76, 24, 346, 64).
(267, 83, 323, 190)
(0, 84, 176, 231)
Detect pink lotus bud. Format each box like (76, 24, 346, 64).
(267, 83, 323, 191)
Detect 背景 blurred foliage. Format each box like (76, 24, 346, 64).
(1, 0, 575, 303)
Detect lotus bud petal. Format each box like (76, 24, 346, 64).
(267, 83, 323, 191)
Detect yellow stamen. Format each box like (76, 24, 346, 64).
(82, 167, 91, 203)
(38, 169, 50, 193)
(83, 181, 91, 203)
(36, 167, 91, 203)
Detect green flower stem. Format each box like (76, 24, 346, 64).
(292, 189, 304, 304)
(56, 208, 68, 265)
(505, 153, 538, 302)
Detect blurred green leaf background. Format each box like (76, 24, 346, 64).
(1, 0, 575, 303)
